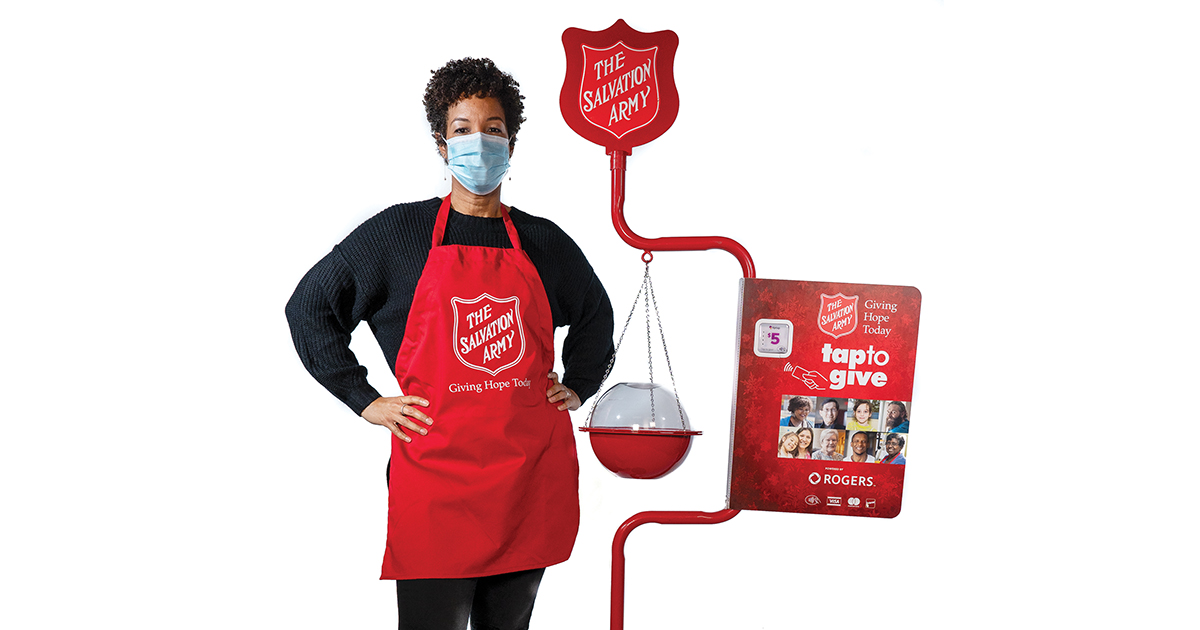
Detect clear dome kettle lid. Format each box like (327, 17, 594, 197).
(588, 382, 690, 431)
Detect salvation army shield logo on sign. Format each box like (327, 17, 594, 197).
(560, 19, 679, 153)
(451, 294, 526, 376)
(817, 293, 859, 339)
(580, 42, 659, 139)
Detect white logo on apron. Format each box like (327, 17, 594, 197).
(450, 293, 527, 375)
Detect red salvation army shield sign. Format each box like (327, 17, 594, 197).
(818, 293, 859, 339)
(451, 294, 526, 376)
(561, 19, 679, 153)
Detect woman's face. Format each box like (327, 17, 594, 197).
(885, 438, 902, 456)
(821, 431, 838, 454)
(782, 434, 799, 452)
(797, 431, 812, 449)
(440, 96, 510, 158)
(855, 404, 871, 422)
(851, 432, 868, 455)
(792, 405, 810, 420)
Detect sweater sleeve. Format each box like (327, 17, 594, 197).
(551, 235, 616, 404)
(284, 246, 384, 416)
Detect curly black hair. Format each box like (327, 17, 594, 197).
(787, 396, 811, 413)
(423, 57, 525, 150)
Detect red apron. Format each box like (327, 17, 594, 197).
(382, 195, 580, 580)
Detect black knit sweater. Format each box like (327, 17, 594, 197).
(285, 197, 616, 415)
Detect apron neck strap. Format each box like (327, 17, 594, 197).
(432, 195, 522, 250)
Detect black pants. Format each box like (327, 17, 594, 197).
(395, 568, 546, 630)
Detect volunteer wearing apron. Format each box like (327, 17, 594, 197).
(286, 58, 615, 630)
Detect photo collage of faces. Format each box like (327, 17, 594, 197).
(777, 396, 911, 464)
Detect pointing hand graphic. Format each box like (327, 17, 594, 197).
(790, 365, 829, 390)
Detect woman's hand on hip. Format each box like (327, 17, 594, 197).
(546, 372, 580, 411)
(362, 396, 432, 442)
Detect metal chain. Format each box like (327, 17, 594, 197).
(584, 260, 688, 431)
(585, 264, 647, 427)
(646, 270, 686, 428)
(644, 265, 655, 424)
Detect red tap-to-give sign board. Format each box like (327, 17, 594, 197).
(561, 20, 679, 153)
(727, 279, 922, 518)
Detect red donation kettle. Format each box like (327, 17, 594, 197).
(580, 382, 700, 479)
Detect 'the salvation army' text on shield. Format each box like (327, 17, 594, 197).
(580, 43, 659, 139)
(818, 293, 859, 339)
(451, 294, 526, 376)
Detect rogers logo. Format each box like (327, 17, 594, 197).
(808, 473, 876, 487)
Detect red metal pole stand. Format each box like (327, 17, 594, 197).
(606, 149, 754, 630)
(609, 151, 755, 278)
(609, 509, 740, 630)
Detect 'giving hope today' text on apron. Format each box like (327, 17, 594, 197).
(382, 195, 579, 580)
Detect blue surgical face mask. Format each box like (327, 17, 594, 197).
(444, 132, 510, 195)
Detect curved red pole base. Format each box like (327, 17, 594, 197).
(610, 509, 741, 630)
(609, 150, 756, 279)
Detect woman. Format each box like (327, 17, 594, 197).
(781, 396, 814, 428)
(811, 429, 844, 461)
(846, 400, 875, 432)
(795, 427, 814, 459)
(845, 431, 876, 463)
(286, 58, 615, 629)
(879, 433, 907, 465)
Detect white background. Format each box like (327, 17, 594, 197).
(2, 2, 1196, 628)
